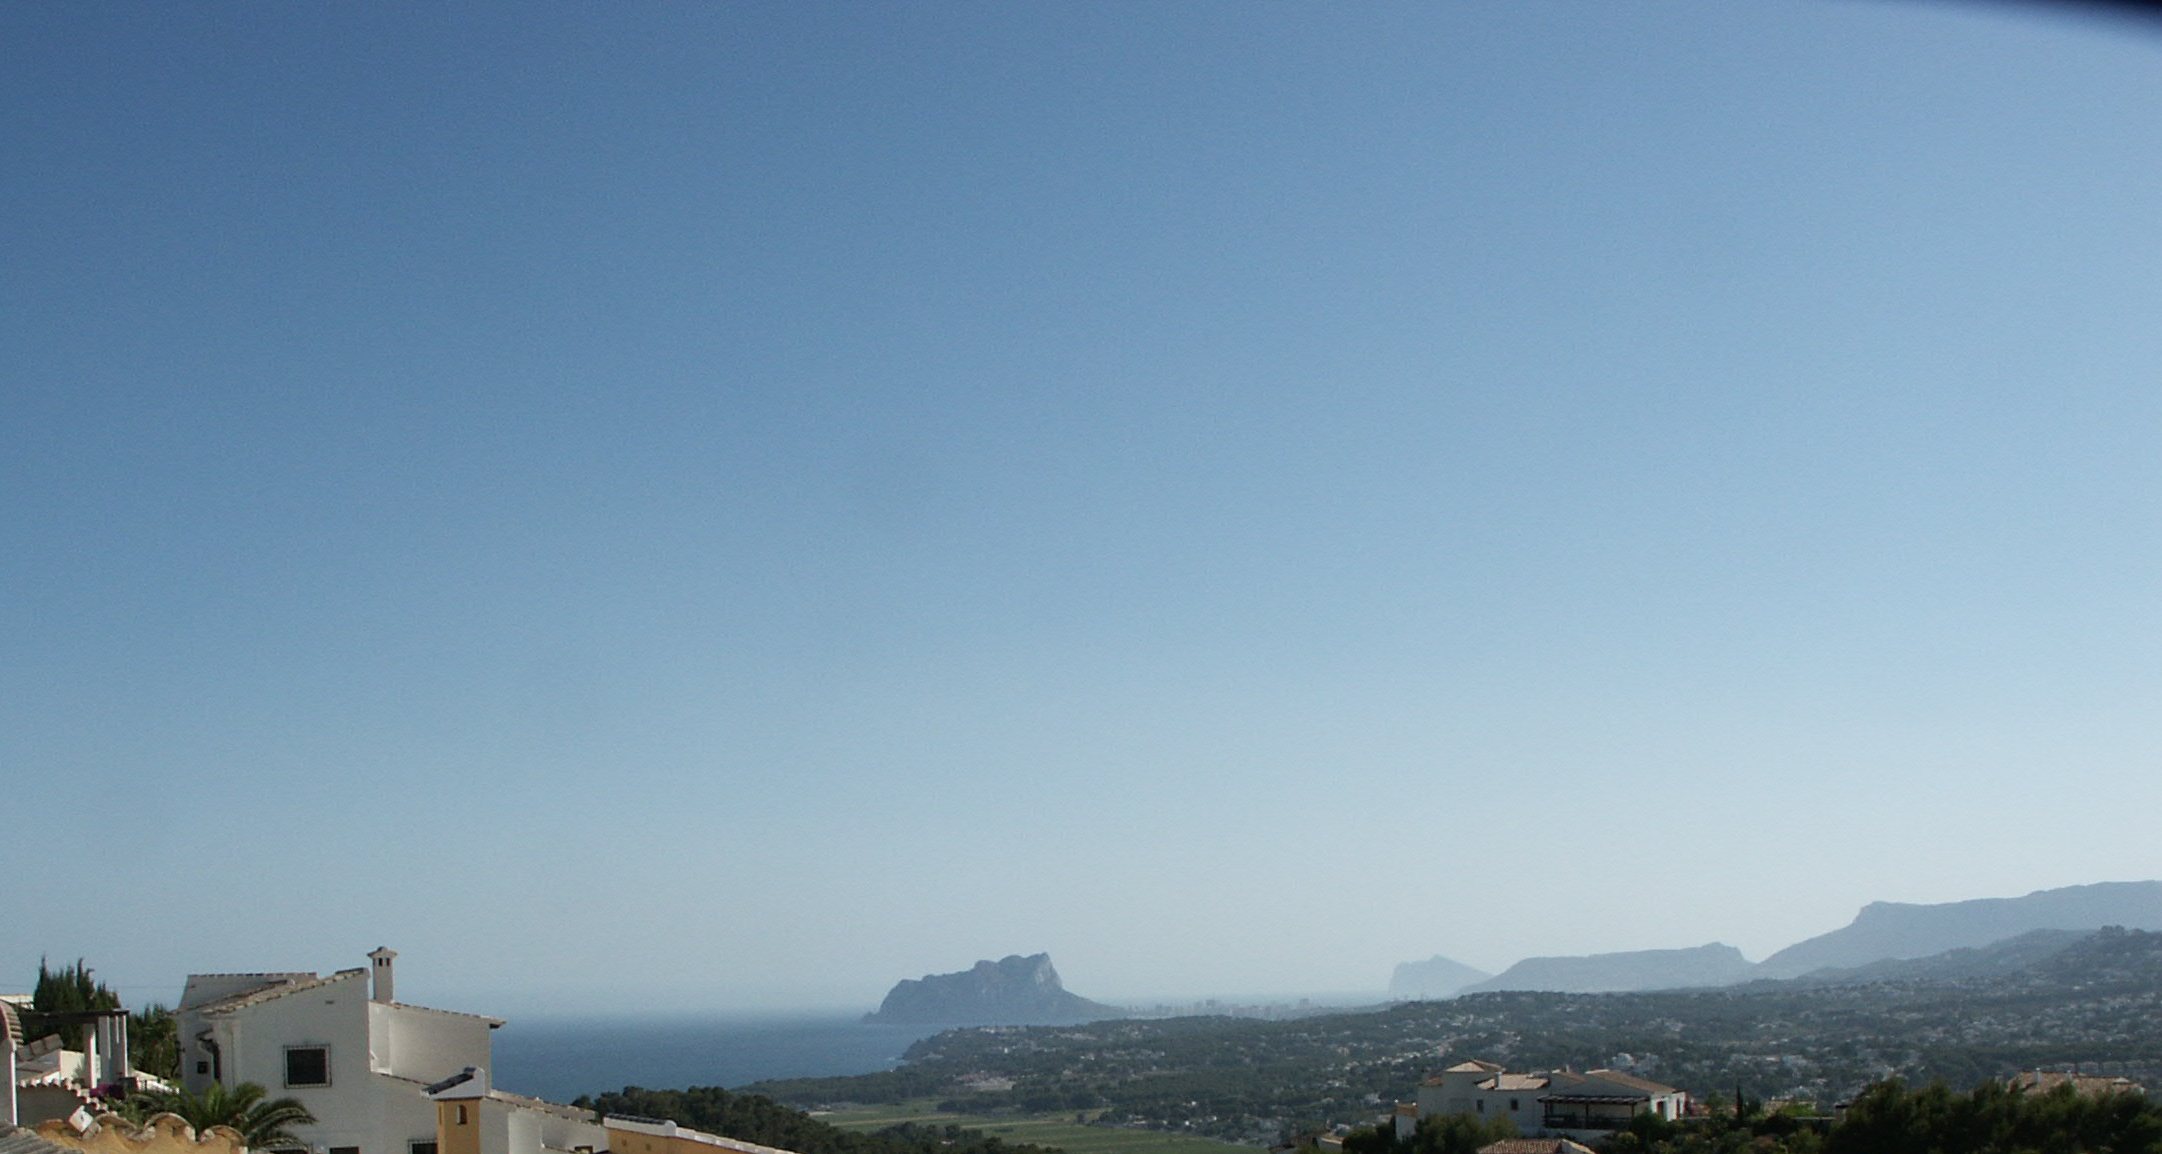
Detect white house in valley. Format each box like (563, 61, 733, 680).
(174, 950, 603, 1154)
(1396, 1060, 1688, 1141)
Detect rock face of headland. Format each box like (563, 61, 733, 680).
(865, 953, 1123, 1026)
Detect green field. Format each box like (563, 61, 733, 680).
(814, 1102, 1248, 1154)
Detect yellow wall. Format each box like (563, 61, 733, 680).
(605, 1131, 676, 1154)
(436, 1098, 483, 1154)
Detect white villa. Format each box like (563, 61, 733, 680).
(175, 950, 604, 1154)
(1396, 1059, 1688, 1141)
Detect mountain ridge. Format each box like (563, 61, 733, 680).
(1389, 880, 2162, 995)
(1757, 880, 2162, 978)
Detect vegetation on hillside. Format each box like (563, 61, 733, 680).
(1331, 1079, 2162, 1154)
(746, 929, 2162, 1143)
(1343, 1113, 1519, 1154)
(1823, 1078, 2162, 1154)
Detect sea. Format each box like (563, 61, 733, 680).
(488, 1013, 949, 1104)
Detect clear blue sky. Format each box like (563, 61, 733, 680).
(6, 1, 2161, 1015)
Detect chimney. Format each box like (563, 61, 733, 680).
(369, 947, 398, 1004)
(4, 999, 19, 1125)
(90, 1012, 129, 1091)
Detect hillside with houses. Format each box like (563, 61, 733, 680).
(746, 928, 2162, 1144)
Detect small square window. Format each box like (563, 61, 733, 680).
(285, 1045, 330, 1087)
(196, 1061, 210, 1075)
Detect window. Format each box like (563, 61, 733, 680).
(1510, 1099, 1520, 1111)
(330, 1146, 360, 1154)
(196, 1061, 210, 1075)
(412, 1143, 439, 1154)
(285, 1045, 331, 1087)
(455, 1105, 469, 1125)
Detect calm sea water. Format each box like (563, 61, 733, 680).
(489, 1013, 947, 1104)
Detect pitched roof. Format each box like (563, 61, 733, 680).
(0, 1129, 77, 1154)
(1477, 1141, 1597, 1154)
(1444, 1060, 1506, 1074)
(386, 1002, 504, 1028)
(182, 972, 500, 1027)
(176, 974, 322, 1012)
(184, 972, 358, 1015)
(1580, 1069, 1682, 1096)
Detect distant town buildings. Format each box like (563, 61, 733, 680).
(2006, 1069, 2147, 1098)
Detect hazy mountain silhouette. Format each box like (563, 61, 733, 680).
(1756, 880, 2162, 978)
(1460, 942, 1756, 994)
(1388, 955, 1492, 999)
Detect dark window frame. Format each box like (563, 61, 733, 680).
(284, 1044, 331, 1088)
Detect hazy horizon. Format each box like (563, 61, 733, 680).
(20, 877, 2157, 1018)
(10, 2, 2162, 1018)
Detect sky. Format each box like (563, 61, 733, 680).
(6, 1, 2162, 1017)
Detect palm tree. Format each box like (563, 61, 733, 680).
(124, 1081, 318, 1149)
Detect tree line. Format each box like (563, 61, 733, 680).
(1338, 1080, 2162, 1154)
(21, 957, 180, 1081)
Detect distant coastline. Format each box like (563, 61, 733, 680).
(490, 1011, 947, 1103)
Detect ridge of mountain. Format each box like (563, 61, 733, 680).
(1459, 942, 1755, 994)
(864, 953, 1123, 1026)
(1756, 880, 2162, 978)
(1778, 928, 2092, 986)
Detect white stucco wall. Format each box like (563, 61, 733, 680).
(201, 973, 377, 1149)
(504, 1104, 541, 1154)
(178, 974, 456, 1154)
(176, 962, 587, 1154)
(371, 1002, 492, 1083)
(533, 1108, 606, 1152)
